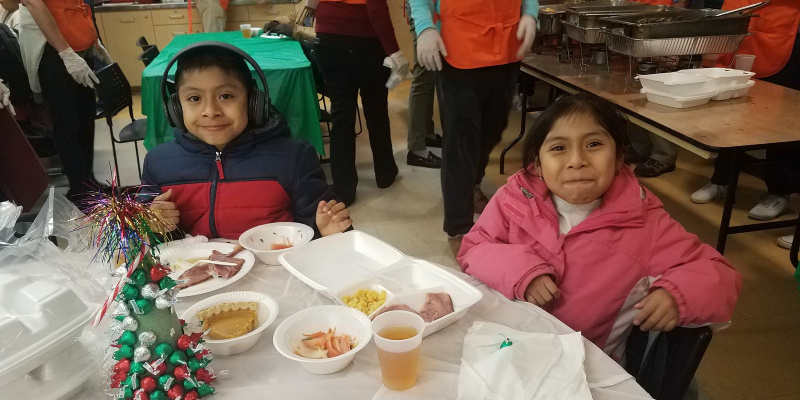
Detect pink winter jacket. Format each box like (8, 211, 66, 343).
(458, 166, 741, 358)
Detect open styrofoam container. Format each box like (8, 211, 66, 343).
(278, 231, 483, 337)
(0, 274, 97, 388)
(641, 87, 717, 109)
(711, 80, 755, 101)
(637, 72, 713, 97)
(678, 68, 755, 91)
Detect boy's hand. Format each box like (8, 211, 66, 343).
(634, 288, 679, 332)
(151, 189, 180, 231)
(524, 274, 560, 310)
(316, 200, 352, 237)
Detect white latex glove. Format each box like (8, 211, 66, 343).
(59, 48, 100, 88)
(94, 40, 113, 65)
(417, 28, 448, 71)
(516, 14, 537, 59)
(389, 51, 410, 77)
(0, 79, 14, 116)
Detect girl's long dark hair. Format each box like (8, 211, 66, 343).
(522, 93, 633, 174)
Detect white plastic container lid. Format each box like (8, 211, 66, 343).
(637, 72, 714, 97)
(641, 87, 717, 109)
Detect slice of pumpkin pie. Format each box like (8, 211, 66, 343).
(197, 301, 258, 340)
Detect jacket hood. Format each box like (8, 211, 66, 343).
(173, 105, 291, 155)
(506, 165, 661, 230)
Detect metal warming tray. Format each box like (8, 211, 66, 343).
(563, 21, 607, 44)
(604, 30, 748, 57)
(538, 4, 568, 35)
(600, 9, 754, 39)
(566, 4, 674, 29)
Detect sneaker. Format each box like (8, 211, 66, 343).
(406, 151, 441, 169)
(448, 234, 465, 259)
(777, 235, 794, 249)
(474, 185, 490, 214)
(634, 158, 676, 178)
(690, 182, 728, 204)
(748, 194, 789, 221)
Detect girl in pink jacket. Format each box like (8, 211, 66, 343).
(458, 94, 741, 359)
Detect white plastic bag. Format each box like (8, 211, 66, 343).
(457, 321, 593, 400)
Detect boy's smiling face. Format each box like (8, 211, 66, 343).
(177, 66, 249, 150)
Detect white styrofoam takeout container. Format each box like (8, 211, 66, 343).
(272, 305, 373, 375)
(181, 291, 279, 356)
(640, 87, 717, 109)
(677, 67, 755, 91)
(239, 222, 315, 265)
(711, 80, 755, 101)
(637, 72, 713, 97)
(278, 231, 484, 338)
(0, 273, 96, 389)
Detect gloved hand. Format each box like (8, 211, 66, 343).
(516, 14, 537, 59)
(263, 20, 280, 32)
(0, 79, 15, 116)
(388, 51, 410, 77)
(94, 39, 113, 65)
(270, 23, 295, 37)
(59, 48, 100, 88)
(417, 28, 447, 71)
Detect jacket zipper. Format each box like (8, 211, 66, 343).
(209, 151, 223, 237)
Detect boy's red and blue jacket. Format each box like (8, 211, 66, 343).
(140, 107, 336, 239)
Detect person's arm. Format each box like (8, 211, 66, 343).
(408, 0, 435, 36)
(458, 190, 556, 300)
(646, 200, 742, 327)
(20, 0, 70, 52)
(291, 143, 339, 238)
(293, 25, 316, 42)
(365, 0, 399, 55)
(522, 0, 539, 18)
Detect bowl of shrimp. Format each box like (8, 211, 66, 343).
(272, 305, 373, 375)
(239, 222, 314, 265)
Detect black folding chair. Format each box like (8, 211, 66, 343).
(136, 36, 150, 49)
(95, 63, 147, 179)
(625, 326, 713, 400)
(138, 45, 160, 67)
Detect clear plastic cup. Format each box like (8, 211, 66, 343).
(372, 310, 426, 391)
(240, 23, 252, 38)
(734, 54, 756, 72)
(250, 27, 261, 37)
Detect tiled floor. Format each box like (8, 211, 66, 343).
(75, 80, 799, 400)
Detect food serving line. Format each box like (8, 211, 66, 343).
(63, 231, 652, 399)
(504, 0, 800, 268)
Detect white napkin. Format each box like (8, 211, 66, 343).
(457, 321, 593, 400)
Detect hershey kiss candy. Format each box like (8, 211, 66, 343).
(117, 330, 136, 346)
(150, 390, 168, 400)
(155, 295, 178, 310)
(120, 284, 139, 301)
(138, 331, 157, 347)
(140, 283, 160, 300)
(114, 345, 134, 360)
(129, 269, 147, 286)
(134, 346, 152, 363)
(155, 343, 174, 358)
(121, 316, 138, 331)
(111, 302, 130, 318)
(183, 389, 199, 400)
(196, 382, 215, 397)
(168, 351, 187, 366)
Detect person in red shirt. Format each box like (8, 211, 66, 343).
(314, 0, 409, 205)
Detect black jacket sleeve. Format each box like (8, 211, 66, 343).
(291, 144, 338, 238)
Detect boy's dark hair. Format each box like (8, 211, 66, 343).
(522, 93, 633, 174)
(174, 46, 253, 97)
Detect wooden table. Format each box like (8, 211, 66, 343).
(511, 54, 800, 267)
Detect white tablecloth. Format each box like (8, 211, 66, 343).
(77, 258, 653, 399)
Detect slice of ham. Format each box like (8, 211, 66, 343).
(373, 293, 454, 323)
(177, 263, 213, 289)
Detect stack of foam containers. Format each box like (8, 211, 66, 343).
(638, 68, 756, 108)
(0, 273, 98, 399)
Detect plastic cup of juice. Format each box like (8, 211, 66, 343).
(372, 310, 426, 391)
(240, 23, 252, 38)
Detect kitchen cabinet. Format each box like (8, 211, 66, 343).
(151, 8, 201, 26)
(101, 10, 156, 87)
(153, 24, 204, 49)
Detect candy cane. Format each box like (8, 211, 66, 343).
(92, 249, 146, 327)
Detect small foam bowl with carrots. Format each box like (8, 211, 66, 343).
(239, 222, 314, 265)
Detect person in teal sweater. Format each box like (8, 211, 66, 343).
(407, 0, 538, 256)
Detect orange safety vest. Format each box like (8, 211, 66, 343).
(438, 0, 522, 69)
(319, 0, 367, 4)
(717, 0, 800, 78)
(631, 0, 673, 5)
(44, 0, 97, 52)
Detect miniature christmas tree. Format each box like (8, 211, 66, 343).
(79, 177, 216, 400)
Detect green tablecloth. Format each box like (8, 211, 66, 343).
(141, 32, 323, 155)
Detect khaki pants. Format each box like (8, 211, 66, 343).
(197, 0, 226, 32)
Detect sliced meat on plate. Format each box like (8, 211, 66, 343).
(418, 293, 454, 323)
(211, 262, 242, 279)
(209, 250, 245, 271)
(177, 264, 214, 289)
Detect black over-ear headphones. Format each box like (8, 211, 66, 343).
(160, 41, 271, 131)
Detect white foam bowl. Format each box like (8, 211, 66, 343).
(181, 291, 279, 356)
(239, 222, 314, 265)
(272, 305, 373, 375)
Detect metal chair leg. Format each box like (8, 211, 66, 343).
(716, 151, 741, 254)
(134, 141, 142, 180)
(501, 78, 529, 175)
(321, 95, 331, 137)
(107, 121, 120, 176)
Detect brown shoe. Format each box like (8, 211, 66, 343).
(473, 186, 489, 214)
(448, 234, 465, 259)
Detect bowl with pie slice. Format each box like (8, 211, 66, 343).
(181, 291, 279, 356)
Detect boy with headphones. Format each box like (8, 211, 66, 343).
(141, 42, 352, 239)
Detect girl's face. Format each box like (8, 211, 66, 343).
(537, 112, 619, 204)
